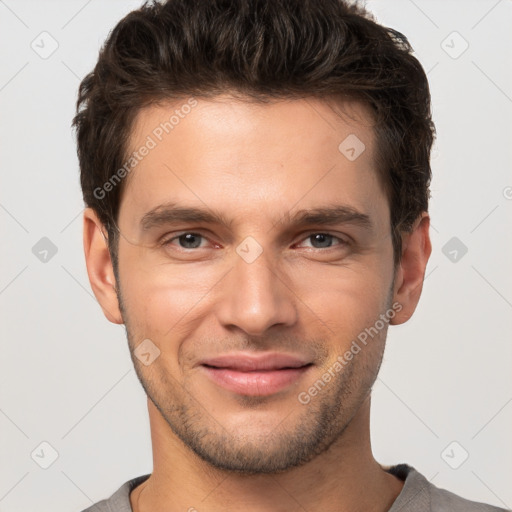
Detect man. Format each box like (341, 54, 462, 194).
(74, 0, 507, 511)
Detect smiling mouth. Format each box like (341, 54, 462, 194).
(199, 358, 314, 396)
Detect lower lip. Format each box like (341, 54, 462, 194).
(201, 365, 311, 396)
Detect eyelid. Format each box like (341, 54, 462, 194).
(160, 231, 214, 248)
(293, 231, 350, 248)
(161, 230, 350, 250)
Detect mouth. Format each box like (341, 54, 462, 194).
(199, 353, 314, 396)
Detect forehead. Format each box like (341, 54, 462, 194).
(128, 94, 375, 155)
(118, 94, 386, 231)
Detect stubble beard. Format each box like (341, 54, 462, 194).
(115, 271, 392, 475)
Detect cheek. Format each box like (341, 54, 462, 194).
(119, 255, 223, 338)
(293, 261, 391, 339)
(119, 236, 393, 343)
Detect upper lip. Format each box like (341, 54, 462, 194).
(200, 352, 312, 371)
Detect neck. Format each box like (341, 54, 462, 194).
(131, 395, 404, 512)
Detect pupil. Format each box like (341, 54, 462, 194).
(180, 233, 201, 248)
(312, 234, 331, 248)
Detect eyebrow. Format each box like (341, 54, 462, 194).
(140, 202, 373, 232)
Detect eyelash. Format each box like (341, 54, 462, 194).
(160, 231, 349, 251)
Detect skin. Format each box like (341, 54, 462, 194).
(83, 95, 431, 512)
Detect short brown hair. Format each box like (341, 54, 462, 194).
(73, 0, 435, 268)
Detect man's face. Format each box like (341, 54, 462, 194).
(114, 95, 396, 473)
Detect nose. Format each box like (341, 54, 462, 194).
(215, 246, 298, 336)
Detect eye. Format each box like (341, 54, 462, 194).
(160, 231, 348, 253)
(162, 232, 209, 250)
(296, 233, 348, 249)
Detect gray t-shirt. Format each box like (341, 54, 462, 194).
(80, 463, 509, 511)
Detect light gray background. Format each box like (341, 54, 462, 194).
(0, 0, 511, 510)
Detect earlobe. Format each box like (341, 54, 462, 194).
(390, 212, 432, 326)
(83, 208, 124, 324)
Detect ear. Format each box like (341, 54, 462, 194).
(83, 208, 124, 324)
(390, 212, 432, 325)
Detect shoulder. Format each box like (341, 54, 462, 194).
(386, 464, 509, 512)
(79, 474, 151, 512)
(430, 482, 509, 512)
